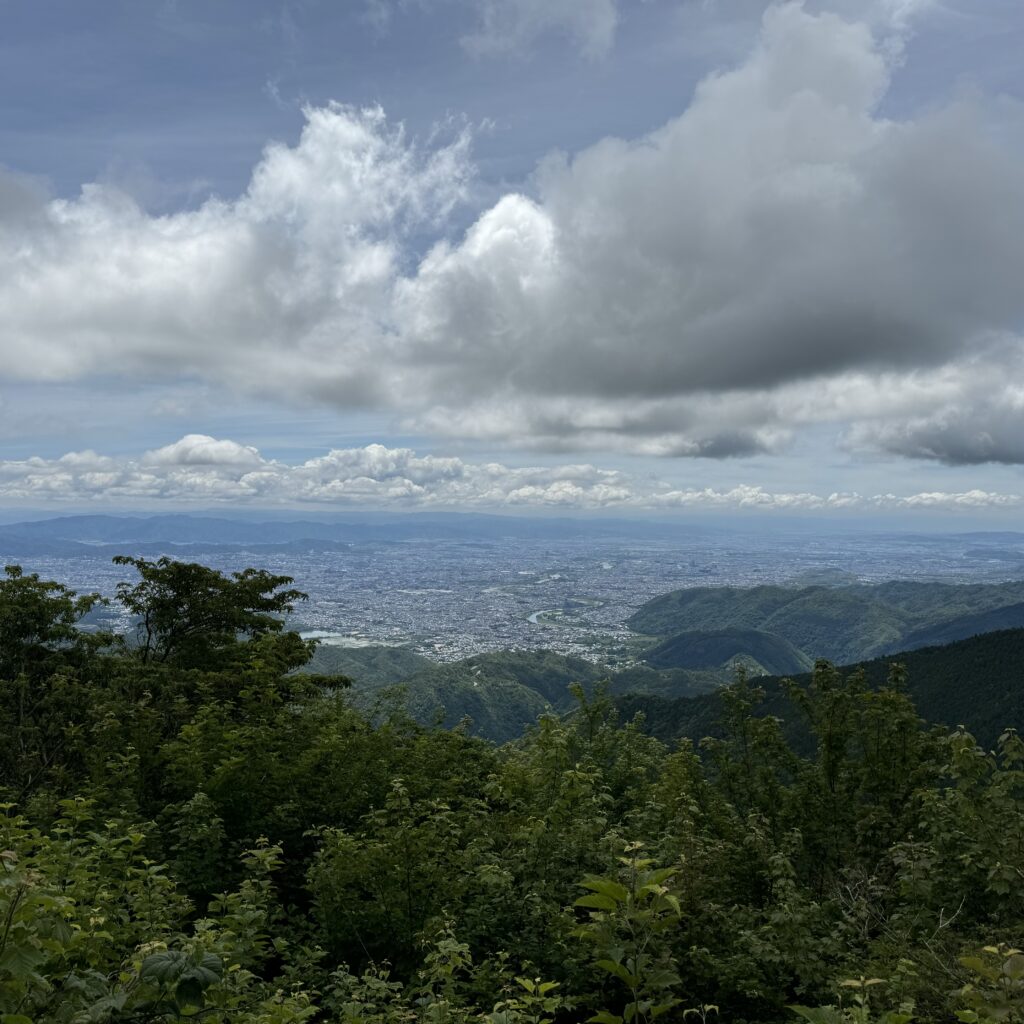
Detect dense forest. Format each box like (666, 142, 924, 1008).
(1, 558, 1022, 1024)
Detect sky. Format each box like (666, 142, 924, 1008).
(2, 0, 1024, 522)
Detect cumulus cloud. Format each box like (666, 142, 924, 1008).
(144, 434, 265, 467)
(0, 438, 637, 508)
(400, 5, 1024, 398)
(0, 104, 471, 403)
(828, 342, 1024, 464)
(0, 435, 1018, 513)
(3, 4, 1024, 462)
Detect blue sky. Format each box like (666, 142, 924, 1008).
(2, 0, 1024, 522)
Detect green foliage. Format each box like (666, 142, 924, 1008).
(957, 944, 1024, 1023)
(112, 554, 307, 668)
(619, 626, 1024, 751)
(0, 558, 1022, 1024)
(0, 567, 113, 800)
(484, 975, 566, 1024)
(574, 844, 683, 1024)
(791, 976, 915, 1024)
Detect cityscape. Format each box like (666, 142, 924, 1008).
(11, 526, 1024, 665)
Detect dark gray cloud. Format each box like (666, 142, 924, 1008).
(845, 342, 1024, 464)
(400, 9, 1024, 399)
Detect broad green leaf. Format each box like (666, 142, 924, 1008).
(596, 959, 635, 985)
(645, 868, 676, 886)
(580, 878, 630, 903)
(650, 999, 681, 1018)
(0, 943, 47, 975)
(576, 893, 619, 912)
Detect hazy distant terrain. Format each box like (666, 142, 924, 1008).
(3, 513, 1024, 742)
(3, 513, 1024, 666)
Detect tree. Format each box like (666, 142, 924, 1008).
(0, 565, 105, 682)
(112, 555, 307, 669)
(0, 566, 110, 798)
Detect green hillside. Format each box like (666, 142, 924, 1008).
(606, 662, 725, 699)
(899, 600, 1024, 650)
(301, 644, 726, 742)
(346, 649, 609, 742)
(366, 669, 552, 743)
(301, 642, 433, 685)
(628, 579, 1024, 663)
(644, 627, 813, 675)
(619, 627, 1024, 749)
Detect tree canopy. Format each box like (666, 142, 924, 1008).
(0, 557, 1021, 1024)
(112, 554, 306, 668)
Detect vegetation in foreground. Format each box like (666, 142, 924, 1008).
(1, 559, 1022, 1024)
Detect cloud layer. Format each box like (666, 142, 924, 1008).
(3, 4, 1024, 463)
(0, 434, 1018, 513)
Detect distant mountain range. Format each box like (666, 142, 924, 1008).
(0, 512, 719, 557)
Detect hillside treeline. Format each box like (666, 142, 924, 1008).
(0, 559, 1021, 1024)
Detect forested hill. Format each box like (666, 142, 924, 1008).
(627, 578, 1024, 663)
(617, 626, 1024, 749)
(308, 646, 652, 743)
(642, 626, 813, 676)
(303, 644, 721, 742)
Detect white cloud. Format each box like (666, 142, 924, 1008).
(144, 434, 266, 467)
(370, 0, 932, 61)
(0, 435, 1018, 514)
(2, 4, 1024, 462)
(0, 103, 471, 404)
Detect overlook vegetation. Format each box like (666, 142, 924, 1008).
(305, 647, 613, 743)
(303, 646, 719, 743)
(0, 558, 1022, 1024)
